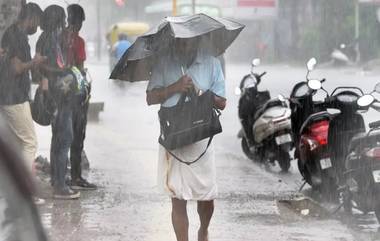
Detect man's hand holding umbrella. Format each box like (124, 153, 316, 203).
(146, 75, 194, 105)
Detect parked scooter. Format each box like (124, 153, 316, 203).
(290, 58, 334, 196)
(237, 59, 293, 172)
(341, 84, 380, 222)
(307, 77, 367, 200)
(327, 40, 359, 67)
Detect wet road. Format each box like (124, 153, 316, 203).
(35, 62, 380, 241)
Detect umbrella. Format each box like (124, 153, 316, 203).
(109, 13, 245, 82)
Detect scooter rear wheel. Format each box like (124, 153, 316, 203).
(278, 151, 291, 172)
(241, 138, 256, 161)
(342, 190, 353, 215)
(298, 159, 313, 186)
(375, 205, 380, 224)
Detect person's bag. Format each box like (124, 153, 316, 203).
(70, 67, 91, 104)
(31, 87, 54, 126)
(158, 90, 222, 165)
(54, 68, 79, 102)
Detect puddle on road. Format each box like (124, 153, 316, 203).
(277, 196, 331, 220)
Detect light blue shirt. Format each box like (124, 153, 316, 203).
(148, 52, 225, 107)
(115, 40, 131, 60)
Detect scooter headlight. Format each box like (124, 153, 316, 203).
(337, 94, 358, 103)
(242, 76, 257, 89)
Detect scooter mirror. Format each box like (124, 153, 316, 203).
(235, 87, 242, 96)
(252, 58, 261, 67)
(308, 79, 322, 90)
(357, 94, 375, 107)
(278, 94, 286, 102)
(375, 83, 380, 94)
(307, 58, 317, 71)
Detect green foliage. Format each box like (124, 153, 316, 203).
(311, 0, 380, 62)
(358, 5, 380, 61)
(299, 27, 321, 60)
(318, 0, 356, 61)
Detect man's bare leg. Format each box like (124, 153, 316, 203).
(197, 200, 214, 241)
(171, 198, 189, 241)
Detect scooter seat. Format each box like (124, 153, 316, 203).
(254, 99, 284, 120)
(349, 131, 380, 150)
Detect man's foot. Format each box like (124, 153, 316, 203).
(34, 197, 46, 205)
(198, 229, 209, 241)
(70, 178, 97, 190)
(53, 187, 80, 200)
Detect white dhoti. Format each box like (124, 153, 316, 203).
(157, 139, 218, 201)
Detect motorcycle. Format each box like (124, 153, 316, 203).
(341, 83, 380, 223)
(237, 59, 293, 172)
(290, 58, 334, 196)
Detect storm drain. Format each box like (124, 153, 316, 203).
(277, 196, 330, 219)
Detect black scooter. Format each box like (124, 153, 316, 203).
(236, 59, 270, 160)
(308, 79, 367, 200)
(341, 84, 380, 223)
(237, 59, 293, 172)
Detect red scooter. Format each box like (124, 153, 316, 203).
(290, 58, 335, 198)
(298, 112, 334, 197)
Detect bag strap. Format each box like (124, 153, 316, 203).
(165, 136, 214, 166)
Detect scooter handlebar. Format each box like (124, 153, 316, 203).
(259, 72, 267, 78)
(369, 120, 380, 129)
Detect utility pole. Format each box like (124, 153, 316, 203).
(192, 0, 196, 14)
(354, 0, 361, 63)
(172, 0, 177, 16)
(96, 0, 101, 60)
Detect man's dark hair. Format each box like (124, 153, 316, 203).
(67, 4, 85, 25)
(118, 33, 128, 41)
(40, 5, 65, 32)
(18, 2, 43, 21)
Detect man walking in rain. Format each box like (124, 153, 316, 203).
(146, 37, 226, 241)
(0, 3, 45, 176)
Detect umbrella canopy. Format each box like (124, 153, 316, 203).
(110, 13, 245, 82)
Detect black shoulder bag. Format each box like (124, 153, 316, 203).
(31, 87, 55, 126)
(158, 90, 222, 165)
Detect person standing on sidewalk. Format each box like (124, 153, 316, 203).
(0, 2, 45, 175)
(112, 33, 131, 62)
(146, 38, 226, 241)
(62, 4, 96, 190)
(35, 5, 80, 200)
